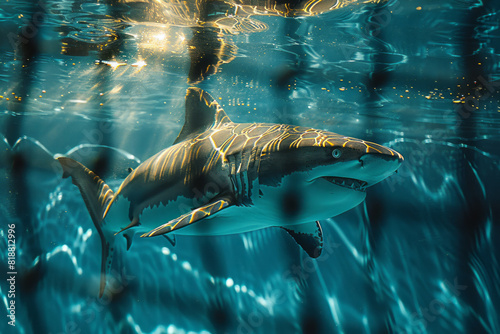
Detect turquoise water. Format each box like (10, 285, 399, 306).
(1, 0, 499, 333)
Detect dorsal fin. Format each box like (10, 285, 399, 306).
(173, 87, 232, 145)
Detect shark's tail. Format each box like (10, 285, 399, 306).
(57, 157, 115, 297)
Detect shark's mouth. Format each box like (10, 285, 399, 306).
(322, 177, 368, 192)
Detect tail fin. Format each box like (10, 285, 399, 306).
(57, 157, 115, 297)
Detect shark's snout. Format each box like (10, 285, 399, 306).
(359, 151, 403, 186)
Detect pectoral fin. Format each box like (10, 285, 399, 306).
(141, 198, 233, 237)
(281, 221, 323, 258)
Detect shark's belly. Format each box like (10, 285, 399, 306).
(112, 198, 272, 236)
(164, 177, 367, 236)
(105, 174, 366, 237)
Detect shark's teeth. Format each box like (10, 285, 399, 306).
(323, 177, 367, 192)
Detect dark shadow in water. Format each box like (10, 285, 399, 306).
(188, 26, 236, 85)
(57, 0, 128, 57)
(362, 3, 394, 332)
(81, 0, 131, 328)
(269, 16, 339, 334)
(188, 1, 236, 84)
(4, 2, 47, 334)
(90, 19, 121, 178)
(191, 6, 234, 331)
(456, 3, 497, 333)
(272, 18, 305, 124)
(363, 2, 392, 242)
(3, 0, 129, 330)
(365, 5, 391, 103)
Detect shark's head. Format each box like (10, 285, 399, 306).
(258, 129, 403, 222)
(303, 133, 403, 188)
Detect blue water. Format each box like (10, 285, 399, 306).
(1, 0, 499, 333)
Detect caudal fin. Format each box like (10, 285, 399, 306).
(57, 157, 115, 297)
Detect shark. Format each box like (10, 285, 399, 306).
(58, 87, 403, 296)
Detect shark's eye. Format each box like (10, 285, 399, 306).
(332, 149, 342, 159)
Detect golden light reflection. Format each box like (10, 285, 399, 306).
(96, 60, 127, 70)
(154, 32, 167, 41)
(131, 60, 147, 71)
(109, 85, 124, 95)
(131, 26, 187, 55)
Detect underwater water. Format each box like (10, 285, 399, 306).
(1, 0, 500, 333)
